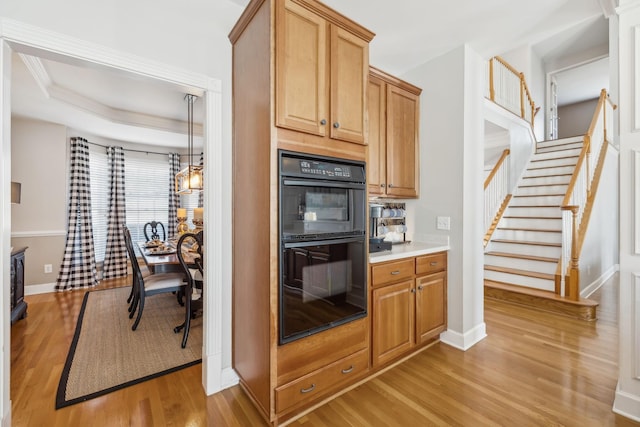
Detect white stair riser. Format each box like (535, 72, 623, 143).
(510, 195, 564, 206)
(484, 269, 556, 292)
(523, 166, 576, 177)
(493, 229, 562, 244)
(487, 241, 562, 258)
(515, 184, 568, 196)
(529, 157, 579, 169)
(537, 136, 584, 148)
(536, 143, 583, 153)
(484, 255, 558, 274)
(504, 206, 562, 217)
(500, 217, 562, 229)
(521, 175, 571, 186)
(532, 148, 582, 161)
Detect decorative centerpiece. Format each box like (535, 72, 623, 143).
(177, 208, 189, 234)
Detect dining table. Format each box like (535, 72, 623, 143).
(137, 239, 196, 274)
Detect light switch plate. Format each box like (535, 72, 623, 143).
(436, 216, 450, 230)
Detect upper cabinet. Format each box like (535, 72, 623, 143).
(368, 67, 421, 198)
(276, 0, 369, 145)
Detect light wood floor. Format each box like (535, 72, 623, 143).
(11, 273, 639, 426)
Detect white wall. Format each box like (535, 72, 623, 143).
(580, 145, 619, 295)
(613, 1, 640, 420)
(403, 45, 486, 349)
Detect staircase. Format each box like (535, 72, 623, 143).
(484, 136, 593, 313)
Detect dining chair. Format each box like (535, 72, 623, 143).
(123, 226, 185, 331)
(143, 221, 166, 241)
(174, 231, 203, 348)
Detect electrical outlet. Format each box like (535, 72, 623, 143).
(44, 264, 53, 274)
(436, 216, 450, 230)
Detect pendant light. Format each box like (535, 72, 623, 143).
(175, 94, 203, 194)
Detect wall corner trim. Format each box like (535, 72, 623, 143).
(439, 323, 487, 351)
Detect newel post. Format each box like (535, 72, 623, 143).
(562, 205, 580, 301)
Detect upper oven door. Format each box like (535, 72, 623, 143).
(280, 179, 366, 241)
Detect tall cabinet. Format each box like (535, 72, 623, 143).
(229, 1, 374, 425)
(368, 67, 421, 198)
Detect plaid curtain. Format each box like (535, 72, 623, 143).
(56, 137, 99, 291)
(168, 153, 181, 238)
(198, 151, 204, 208)
(102, 146, 127, 279)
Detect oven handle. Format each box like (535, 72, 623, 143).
(283, 236, 365, 249)
(282, 179, 365, 191)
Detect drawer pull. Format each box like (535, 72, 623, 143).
(300, 384, 316, 394)
(341, 365, 354, 374)
(430, 262, 438, 266)
(390, 270, 400, 275)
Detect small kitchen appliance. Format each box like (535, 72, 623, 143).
(369, 203, 392, 253)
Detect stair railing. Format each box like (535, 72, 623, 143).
(487, 56, 536, 127)
(484, 149, 511, 245)
(560, 89, 616, 300)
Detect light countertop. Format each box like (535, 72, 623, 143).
(369, 241, 449, 264)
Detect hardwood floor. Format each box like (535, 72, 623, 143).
(11, 273, 639, 426)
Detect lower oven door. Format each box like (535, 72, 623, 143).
(280, 237, 367, 344)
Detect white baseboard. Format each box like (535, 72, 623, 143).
(581, 264, 619, 299)
(221, 367, 239, 389)
(440, 322, 487, 351)
(24, 282, 56, 295)
(613, 382, 640, 422)
(203, 352, 238, 395)
(2, 405, 10, 427)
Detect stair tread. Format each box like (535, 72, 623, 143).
(518, 183, 569, 188)
(485, 265, 555, 280)
(497, 227, 561, 233)
(484, 279, 598, 308)
(503, 216, 562, 219)
(507, 205, 561, 208)
(531, 155, 579, 162)
(491, 239, 561, 247)
(485, 251, 558, 263)
(527, 164, 578, 171)
(536, 146, 583, 153)
(523, 173, 572, 178)
(513, 194, 564, 198)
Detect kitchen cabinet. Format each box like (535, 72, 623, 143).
(368, 67, 421, 198)
(371, 251, 447, 367)
(10, 247, 28, 324)
(276, 0, 369, 145)
(229, 0, 374, 424)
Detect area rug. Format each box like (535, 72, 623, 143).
(56, 286, 202, 409)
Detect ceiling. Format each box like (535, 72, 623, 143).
(10, 0, 610, 148)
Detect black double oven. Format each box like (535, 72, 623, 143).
(279, 151, 367, 344)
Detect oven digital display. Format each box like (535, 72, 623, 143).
(300, 160, 352, 178)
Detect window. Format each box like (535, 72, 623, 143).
(89, 147, 201, 262)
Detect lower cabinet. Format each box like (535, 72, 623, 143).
(10, 247, 28, 325)
(371, 251, 447, 367)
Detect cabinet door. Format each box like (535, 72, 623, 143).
(386, 84, 419, 198)
(276, 0, 328, 137)
(415, 271, 447, 345)
(330, 25, 368, 144)
(367, 75, 386, 195)
(372, 280, 415, 366)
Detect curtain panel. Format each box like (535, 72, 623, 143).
(168, 153, 181, 238)
(56, 137, 99, 291)
(102, 146, 128, 279)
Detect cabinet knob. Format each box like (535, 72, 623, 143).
(320, 119, 327, 125)
(333, 122, 340, 128)
(380, 183, 385, 188)
(411, 288, 416, 293)
(300, 384, 316, 394)
(388, 183, 393, 188)
(418, 285, 424, 291)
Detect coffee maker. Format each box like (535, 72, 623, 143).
(369, 203, 392, 253)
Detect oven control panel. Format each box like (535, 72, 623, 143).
(299, 160, 352, 178)
(280, 152, 365, 184)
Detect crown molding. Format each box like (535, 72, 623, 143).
(598, 0, 618, 17)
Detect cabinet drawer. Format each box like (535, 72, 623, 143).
(416, 252, 446, 275)
(275, 348, 369, 414)
(371, 258, 415, 287)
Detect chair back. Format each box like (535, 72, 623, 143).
(143, 221, 166, 241)
(176, 231, 203, 283)
(123, 225, 144, 285)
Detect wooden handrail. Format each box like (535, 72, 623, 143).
(484, 149, 510, 189)
(494, 56, 520, 75)
(561, 137, 588, 207)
